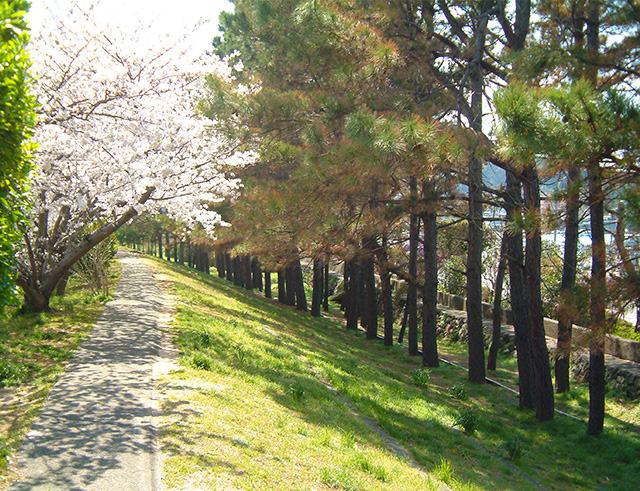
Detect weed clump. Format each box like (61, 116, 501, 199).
(412, 368, 431, 386)
(453, 408, 479, 435)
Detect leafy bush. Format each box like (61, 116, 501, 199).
(412, 368, 431, 386)
(453, 408, 479, 435)
(0, 1, 36, 309)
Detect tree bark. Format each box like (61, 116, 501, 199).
(523, 167, 555, 421)
(323, 260, 330, 311)
(285, 264, 296, 306)
(277, 270, 286, 304)
(345, 259, 359, 330)
(20, 188, 154, 312)
(378, 236, 394, 346)
(311, 258, 323, 317)
(587, 161, 606, 435)
(465, 0, 492, 385)
(225, 253, 233, 281)
(487, 233, 508, 371)
(556, 166, 581, 392)
(362, 246, 378, 339)
(293, 258, 307, 311)
(408, 176, 419, 355)
(265, 270, 272, 298)
(243, 255, 252, 290)
(505, 170, 535, 409)
(422, 191, 439, 367)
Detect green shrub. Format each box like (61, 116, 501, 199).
(447, 383, 468, 400)
(412, 368, 431, 386)
(453, 408, 479, 435)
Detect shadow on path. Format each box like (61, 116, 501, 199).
(11, 251, 172, 491)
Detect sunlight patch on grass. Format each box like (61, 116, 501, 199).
(150, 257, 640, 490)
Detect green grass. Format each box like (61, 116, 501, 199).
(0, 264, 119, 488)
(152, 257, 640, 490)
(432, 336, 640, 427)
(613, 320, 640, 343)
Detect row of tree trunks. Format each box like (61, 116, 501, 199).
(273, 258, 308, 312)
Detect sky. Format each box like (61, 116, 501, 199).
(29, 0, 233, 55)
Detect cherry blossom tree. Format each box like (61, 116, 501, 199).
(19, 4, 251, 311)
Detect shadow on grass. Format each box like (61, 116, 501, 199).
(157, 259, 640, 490)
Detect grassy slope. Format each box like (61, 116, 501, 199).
(153, 257, 640, 490)
(0, 264, 119, 488)
(436, 338, 640, 427)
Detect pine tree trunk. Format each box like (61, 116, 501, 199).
(487, 233, 507, 371)
(233, 257, 241, 285)
(422, 194, 439, 367)
(311, 258, 323, 317)
(158, 233, 163, 259)
(277, 270, 286, 304)
(217, 250, 223, 275)
(523, 167, 555, 421)
(556, 166, 580, 392)
(466, 7, 488, 383)
(294, 259, 307, 311)
(398, 295, 409, 344)
(506, 170, 535, 409)
(285, 264, 296, 306)
(587, 161, 606, 435)
(378, 237, 394, 346)
(265, 270, 272, 298)
(243, 255, 252, 290)
(346, 259, 359, 330)
(323, 261, 330, 311)
(362, 247, 378, 339)
(225, 253, 233, 281)
(408, 177, 419, 356)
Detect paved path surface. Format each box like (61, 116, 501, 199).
(11, 252, 173, 491)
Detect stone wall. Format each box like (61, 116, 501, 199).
(437, 291, 640, 363)
(435, 304, 640, 400)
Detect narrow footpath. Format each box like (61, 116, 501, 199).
(11, 251, 173, 491)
